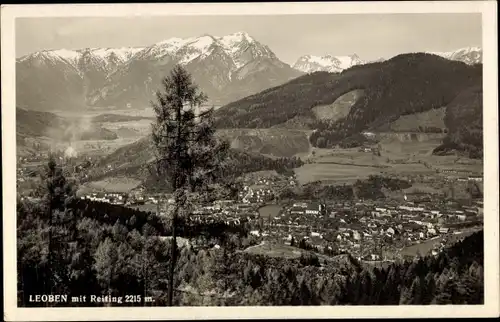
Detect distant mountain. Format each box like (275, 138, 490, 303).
(16, 47, 144, 111)
(428, 47, 482, 65)
(292, 47, 482, 74)
(293, 54, 364, 73)
(16, 32, 303, 111)
(18, 47, 144, 73)
(91, 32, 303, 108)
(216, 53, 482, 156)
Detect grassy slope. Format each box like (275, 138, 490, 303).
(311, 89, 364, 122)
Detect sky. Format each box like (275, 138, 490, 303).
(16, 14, 482, 64)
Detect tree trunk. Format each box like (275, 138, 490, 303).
(47, 202, 53, 307)
(143, 245, 147, 307)
(167, 206, 178, 306)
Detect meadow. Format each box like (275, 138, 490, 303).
(258, 204, 284, 218)
(77, 177, 142, 195)
(294, 163, 384, 185)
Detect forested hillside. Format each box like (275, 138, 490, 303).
(311, 54, 481, 148)
(215, 71, 341, 128)
(433, 84, 483, 158)
(215, 54, 482, 154)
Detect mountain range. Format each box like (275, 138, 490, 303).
(16, 30, 482, 112)
(16, 32, 303, 111)
(292, 54, 365, 73)
(291, 47, 482, 73)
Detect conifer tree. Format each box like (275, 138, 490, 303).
(40, 154, 77, 298)
(151, 65, 231, 306)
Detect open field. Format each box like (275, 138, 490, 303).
(244, 242, 304, 259)
(295, 163, 384, 185)
(77, 176, 142, 195)
(294, 132, 482, 185)
(400, 237, 442, 258)
(258, 204, 284, 218)
(294, 155, 480, 186)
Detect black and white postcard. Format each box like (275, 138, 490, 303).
(2, 1, 498, 321)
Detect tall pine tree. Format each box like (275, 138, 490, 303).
(151, 65, 231, 306)
(40, 155, 77, 300)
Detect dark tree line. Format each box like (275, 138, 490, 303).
(223, 150, 303, 178)
(169, 230, 484, 306)
(17, 194, 250, 307)
(278, 176, 411, 202)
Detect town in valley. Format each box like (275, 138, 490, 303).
(13, 11, 487, 308)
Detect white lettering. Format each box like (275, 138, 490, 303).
(28, 294, 68, 302)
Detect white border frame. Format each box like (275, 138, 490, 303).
(2, 2, 498, 320)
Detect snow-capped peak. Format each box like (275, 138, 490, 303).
(88, 47, 145, 62)
(47, 49, 81, 62)
(185, 35, 216, 52)
(427, 46, 482, 65)
(218, 31, 255, 48)
(293, 54, 364, 73)
(18, 46, 145, 71)
(18, 31, 278, 82)
(143, 32, 273, 68)
(156, 37, 187, 47)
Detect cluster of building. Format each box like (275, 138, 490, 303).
(18, 153, 49, 163)
(438, 168, 483, 182)
(81, 192, 128, 205)
(239, 175, 297, 203)
(239, 185, 275, 204)
(71, 169, 484, 263)
(250, 197, 483, 262)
